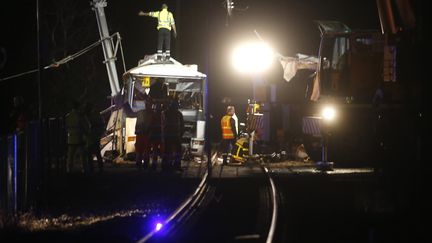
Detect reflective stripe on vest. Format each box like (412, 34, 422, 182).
(149, 10, 173, 30)
(221, 115, 234, 139)
(158, 10, 172, 30)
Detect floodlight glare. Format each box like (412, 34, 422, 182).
(322, 106, 336, 121)
(232, 42, 274, 74)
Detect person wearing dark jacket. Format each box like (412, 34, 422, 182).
(149, 103, 164, 170)
(149, 78, 168, 101)
(83, 102, 104, 173)
(135, 100, 153, 169)
(8, 96, 29, 133)
(65, 101, 85, 173)
(162, 99, 184, 171)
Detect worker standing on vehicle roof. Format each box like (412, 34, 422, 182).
(138, 3, 177, 61)
(220, 106, 238, 165)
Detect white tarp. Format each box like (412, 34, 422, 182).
(278, 53, 320, 101)
(279, 56, 298, 82)
(278, 53, 318, 82)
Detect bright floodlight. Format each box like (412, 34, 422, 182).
(232, 42, 274, 74)
(322, 106, 336, 121)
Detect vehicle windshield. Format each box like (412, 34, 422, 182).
(128, 76, 204, 119)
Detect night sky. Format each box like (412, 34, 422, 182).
(1, 0, 381, 133)
(0, 3, 427, 241)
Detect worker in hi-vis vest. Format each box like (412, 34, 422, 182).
(139, 3, 177, 60)
(220, 106, 238, 165)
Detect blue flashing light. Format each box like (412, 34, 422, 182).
(13, 134, 17, 212)
(155, 222, 163, 231)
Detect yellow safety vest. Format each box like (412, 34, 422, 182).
(221, 115, 235, 139)
(149, 9, 174, 30)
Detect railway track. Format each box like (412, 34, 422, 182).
(137, 155, 279, 243)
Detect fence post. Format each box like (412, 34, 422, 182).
(15, 132, 27, 212)
(48, 117, 65, 175)
(58, 117, 67, 174)
(27, 120, 42, 209)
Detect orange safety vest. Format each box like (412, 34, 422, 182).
(221, 115, 235, 139)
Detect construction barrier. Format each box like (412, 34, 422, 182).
(302, 116, 322, 137)
(247, 114, 264, 132)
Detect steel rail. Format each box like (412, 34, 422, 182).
(137, 156, 279, 243)
(263, 166, 278, 243)
(137, 153, 216, 243)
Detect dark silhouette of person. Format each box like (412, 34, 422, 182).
(135, 99, 153, 169)
(8, 96, 29, 133)
(83, 102, 104, 173)
(65, 101, 85, 173)
(372, 82, 385, 108)
(162, 98, 184, 171)
(149, 78, 168, 101)
(149, 103, 164, 170)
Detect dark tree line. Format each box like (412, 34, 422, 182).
(41, 0, 112, 117)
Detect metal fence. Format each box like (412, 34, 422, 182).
(0, 118, 66, 216)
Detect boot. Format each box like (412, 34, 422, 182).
(222, 155, 228, 165)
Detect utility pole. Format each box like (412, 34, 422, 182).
(36, 0, 42, 119)
(205, 0, 212, 176)
(91, 0, 121, 98)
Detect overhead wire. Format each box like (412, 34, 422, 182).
(0, 32, 125, 83)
